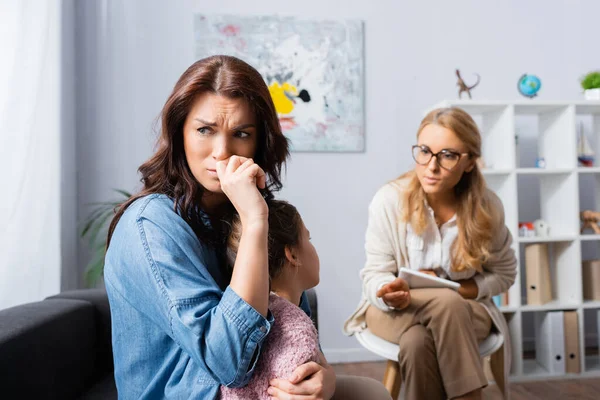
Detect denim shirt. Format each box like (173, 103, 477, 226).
(104, 194, 312, 399)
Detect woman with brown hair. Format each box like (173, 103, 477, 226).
(344, 107, 517, 400)
(104, 55, 390, 400)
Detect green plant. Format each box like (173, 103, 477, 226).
(581, 71, 600, 90)
(80, 189, 132, 287)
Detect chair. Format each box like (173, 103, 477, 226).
(355, 328, 505, 399)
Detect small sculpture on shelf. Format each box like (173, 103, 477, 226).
(518, 73, 542, 98)
(519, 222, 535, 237)
(577, 122, 595, 167)
(580, 210, 600, 234)
(519, 220, 550, 237)
(456, 69, 480, 99)
(534, 219, 550, 237)
(535, 157, 546, 168)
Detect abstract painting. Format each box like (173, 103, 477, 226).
(194, 14, 365, 152)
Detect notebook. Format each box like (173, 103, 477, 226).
(398, 268, 461, 291)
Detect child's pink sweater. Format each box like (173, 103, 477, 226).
(219, 293, 320, 399)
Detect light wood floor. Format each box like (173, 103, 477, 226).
(332, 361, 600, 400)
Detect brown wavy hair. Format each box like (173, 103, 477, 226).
(399, 107, 497, 273)
(107, 55, 289, 248)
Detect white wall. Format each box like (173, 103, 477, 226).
(61, 0, 78, 292)
(75, 0, 600, 361)
(0, 0, 70, 309)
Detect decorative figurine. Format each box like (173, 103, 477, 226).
(518, 74, 542, 98)
(535, 157, 546, 168)
(534, 219, 550, 237)
(519, 222, 536, 237)
(456, 69, 480, 99)
(578, 122, 595, 167)
(581, 210, 600, 234)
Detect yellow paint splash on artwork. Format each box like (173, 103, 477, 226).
(269, 82, 298, 115)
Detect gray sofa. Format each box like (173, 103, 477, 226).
(0, 288, 318, 399)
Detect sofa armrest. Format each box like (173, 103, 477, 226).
(0, 299, 97, 399)
(47, 289, 113, 377)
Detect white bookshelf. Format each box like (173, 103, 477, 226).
(429, 100, 600, 381)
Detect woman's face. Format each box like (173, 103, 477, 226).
(414, 123, 474, 197)
(183, 93, 258, 198)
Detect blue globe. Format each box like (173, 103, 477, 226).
(518, 74, 541, 98)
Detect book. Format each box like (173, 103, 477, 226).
(492, 292, 509, 307)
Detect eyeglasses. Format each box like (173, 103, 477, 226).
(411, 145, 470, 171)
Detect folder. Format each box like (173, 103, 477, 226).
(493, 293, 509, 307)
(563, 311, 580, 374)
(582, 260, 600, 300)
(535, 311, 565, 374)
(492, 295, 501, 307)
(525, 244, 552, 305)
(501, 292, 509, 306)
(597, 310, 600, 352)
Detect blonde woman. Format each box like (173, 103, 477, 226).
(344, 107, 517, 400)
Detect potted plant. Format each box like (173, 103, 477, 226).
(581, 71, 600, 100)
(80, 189, 131, 287)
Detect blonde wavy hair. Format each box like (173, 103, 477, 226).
(399, 107, 497, 273)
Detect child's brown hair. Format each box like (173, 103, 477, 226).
(227, 200, 302, 279)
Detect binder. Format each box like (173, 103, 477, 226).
(582, 260, 600, 300)
(563, 311, 580, 374)
(492, 295, 501, 307)
(597, 310, 600, 352)
(492, 293, 508, 307)
(525, 244, 552, 305)
(535, 311, 565, 374)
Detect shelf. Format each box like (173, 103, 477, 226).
(434, 101, 600, 115)
(508, 371, 598, 382)
(519, 359, 591, 379)
(580, 234, 600, 241)
(518, 236, 577, 243)
(513, 102, 572, 115)
(583, 308, 600, 374)
(520, 300, 579, 312)
(521, 359, 547, 376)
(429, 100, 599, 382)
(578, 167, 600, 174)
(586, 356, 600, 373)
(575, 102, 600, 115)
(433, 100, 508, 114)
(519, 359, 575, 378)
(516, 168, 573, 175)
(582, 300, 600, 309)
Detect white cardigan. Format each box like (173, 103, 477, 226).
(343, 178, 517, 395)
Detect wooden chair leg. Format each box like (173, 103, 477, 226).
(490, 345, 506, 398)
(382, 360, 402, 399)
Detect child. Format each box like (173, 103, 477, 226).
(220, 200, 321, 399)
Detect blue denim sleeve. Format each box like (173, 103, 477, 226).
(122, 198, 273, 387)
